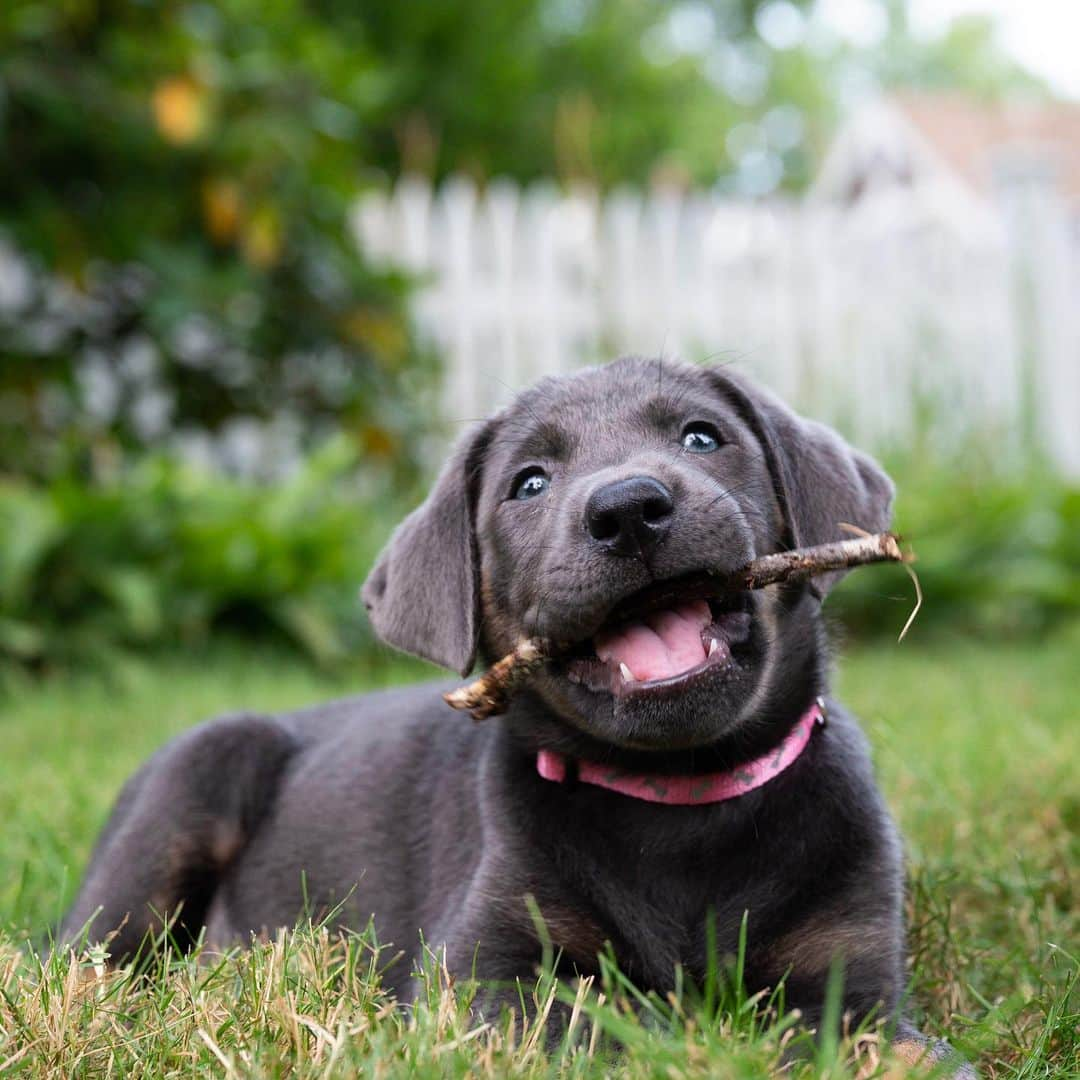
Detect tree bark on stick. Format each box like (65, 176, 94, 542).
(443, 531, 909, 720)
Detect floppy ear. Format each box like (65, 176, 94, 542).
(708, 368, 895, 597)
(361, 420, 496, 675)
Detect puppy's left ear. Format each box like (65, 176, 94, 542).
(361, 420, 496, 675)
(709, 368, 895, 597)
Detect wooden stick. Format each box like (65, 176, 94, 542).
(725, 531, 905, 591)
(443, 531, 910, 720)
(442, 638, 553, 721)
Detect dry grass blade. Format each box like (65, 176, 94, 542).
(838, 523, 922, 643)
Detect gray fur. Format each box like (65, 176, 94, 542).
(59, 359, 972, 1074)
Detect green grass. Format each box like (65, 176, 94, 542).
(0, 627, 1077, 1076)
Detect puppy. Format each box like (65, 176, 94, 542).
(61, 358, 970, 1072)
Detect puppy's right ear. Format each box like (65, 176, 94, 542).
(361, 421, 496, 676)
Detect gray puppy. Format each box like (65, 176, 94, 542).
(62, 358, 970, 1072)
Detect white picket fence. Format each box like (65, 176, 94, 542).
(353, 175, 1080, 476)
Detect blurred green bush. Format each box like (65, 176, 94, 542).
(829, 468, 1080, 640)
(1, 457, 1076, 681)
(0, 440, 400, 679)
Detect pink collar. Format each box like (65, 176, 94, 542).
(537, 700, 826, 806)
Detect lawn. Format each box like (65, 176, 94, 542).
(0, 626, 1076, 1077)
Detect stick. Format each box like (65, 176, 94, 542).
(442, 638, 552, 722)
(443, 531, 911, 720)
(726, 532, 905, 592)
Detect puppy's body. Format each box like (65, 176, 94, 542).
(61, 359, 965, 1069)
(66, 681, 901, 1025)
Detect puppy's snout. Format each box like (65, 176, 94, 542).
(585, 476, 674, 561)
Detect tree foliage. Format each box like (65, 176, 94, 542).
(0, 1, 431, 482)
(868, 4, 1048, 99)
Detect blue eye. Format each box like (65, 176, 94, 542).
(513, 469, 549, 500)
(681, 423, 721, 453)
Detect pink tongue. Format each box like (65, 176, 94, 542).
(595, 600, 711, 682)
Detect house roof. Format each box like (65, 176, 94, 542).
(891, 92, 1080, 202)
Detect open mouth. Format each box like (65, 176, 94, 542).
(563, 574, 752, 697)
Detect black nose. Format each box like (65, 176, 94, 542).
(585, 476, 674, 560)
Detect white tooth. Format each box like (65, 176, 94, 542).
(619, 662, 636, 683)
(708, 638, 720, 658)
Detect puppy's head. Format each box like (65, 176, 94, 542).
(363, 358, 893, 751)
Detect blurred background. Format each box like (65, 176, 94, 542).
(4, 12, 1077, 1066)
(1, 0, 1078, 682)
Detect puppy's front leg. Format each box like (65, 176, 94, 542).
(410, 903, 595, 1049)
(760, 910, 974, 1076)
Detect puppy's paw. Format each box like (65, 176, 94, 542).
(889, 1026, 977, 1078)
